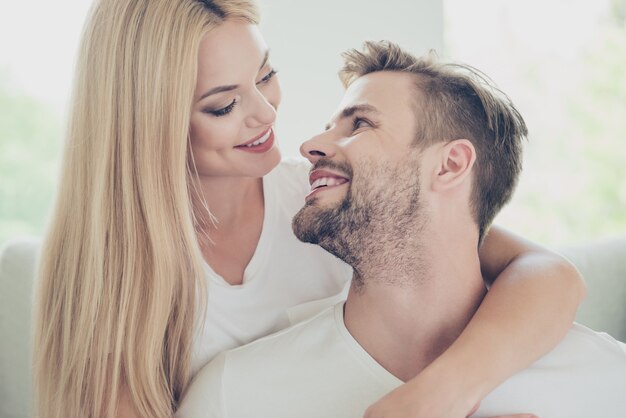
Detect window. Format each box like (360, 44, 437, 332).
(445, 0, 626, 244)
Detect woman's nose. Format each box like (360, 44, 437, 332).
(246, 82, 280, 127)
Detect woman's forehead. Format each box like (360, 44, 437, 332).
(196, 20, 268, 82)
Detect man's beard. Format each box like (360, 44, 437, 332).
(292, 155, 427, 287)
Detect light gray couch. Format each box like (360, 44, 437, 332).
(1, 236, 625, 418)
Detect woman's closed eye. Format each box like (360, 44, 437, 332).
(257, 68, 277, 85)
(203, 69, 276, 117)
(205, 99, 237, 117)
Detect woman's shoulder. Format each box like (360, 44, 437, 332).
(265, 157, 312, 201)
(272, 157, 311, 178)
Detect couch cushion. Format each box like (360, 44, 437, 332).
(0, 238, 39, 418)
(560, 235, 626, 342)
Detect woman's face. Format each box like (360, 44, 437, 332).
(190, 20, 282, 179)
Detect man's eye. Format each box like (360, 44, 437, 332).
(353, 117, 372, 130)
(257, 68, 277, 85)
(206, 99, 237, 117)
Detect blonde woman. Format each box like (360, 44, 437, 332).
(33, 0, 585, 417)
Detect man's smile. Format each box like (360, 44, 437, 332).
(306, 169, 350, 200)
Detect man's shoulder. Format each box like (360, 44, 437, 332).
(176, 351, 227, 418)
(178, 305, 346, 417)
(543, 322, 626, 365)
(225, 304, 340, 367)
(526, 323, 626, 385)
(477, 323, 626, 417)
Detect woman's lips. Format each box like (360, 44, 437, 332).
(235, 128, 275, 153)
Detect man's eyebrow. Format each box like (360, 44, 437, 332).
(197, 49, 271, 102)
(325, 104, 380, 131)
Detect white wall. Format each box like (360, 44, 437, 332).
(259, 0, 443, 157)
(0, 0, 92, 109)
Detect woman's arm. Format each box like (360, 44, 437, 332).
(363, 225, 586, 418)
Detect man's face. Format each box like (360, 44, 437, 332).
(293, 71, 428, 272)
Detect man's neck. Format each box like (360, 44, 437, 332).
(343, 241, 486, 382)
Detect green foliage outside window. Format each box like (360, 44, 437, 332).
(0, 75, 61, 246)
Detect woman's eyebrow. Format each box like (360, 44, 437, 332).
(198, 84, 238, 101)
(197, 50, 271, 102)
(259, 49, 270, 71)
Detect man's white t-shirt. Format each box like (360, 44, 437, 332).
(190, 158, 353, 376)
(177, 303, 626, 418)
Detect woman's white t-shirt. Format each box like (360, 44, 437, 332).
(190, 158, 352, 376)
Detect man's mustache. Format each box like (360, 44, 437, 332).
(309, 158, 354, 179)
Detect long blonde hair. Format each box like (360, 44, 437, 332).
(33, 1, 259, 417)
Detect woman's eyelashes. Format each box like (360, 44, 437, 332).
(257, 68, 277, 85)
(205, 98, 237, 117)
(203, 68, 277, 117)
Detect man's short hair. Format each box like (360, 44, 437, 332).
(339, 41, 527, 243)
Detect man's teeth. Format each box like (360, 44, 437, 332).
(246, 129, 271, 147)
(311, 177, 345, 190)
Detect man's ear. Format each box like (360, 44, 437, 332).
(433, 139, 476, 191)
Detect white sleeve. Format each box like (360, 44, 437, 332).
(175, 353, 227, 418)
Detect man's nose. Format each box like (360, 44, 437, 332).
(300, 131, 337, 164)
